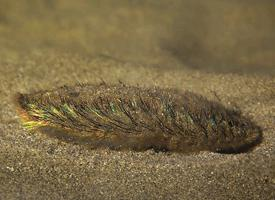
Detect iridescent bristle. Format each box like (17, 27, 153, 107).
(15, 83, 262, 153)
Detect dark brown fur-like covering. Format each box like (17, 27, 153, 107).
(16, 83, 262, 153)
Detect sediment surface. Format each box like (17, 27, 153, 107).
(0, 1, 274, 199)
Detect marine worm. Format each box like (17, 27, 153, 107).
(15, 83, 262, 153)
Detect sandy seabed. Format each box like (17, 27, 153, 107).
(0, 1, 274, 199)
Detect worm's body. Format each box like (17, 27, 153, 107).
(16, 84, 261, 153)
